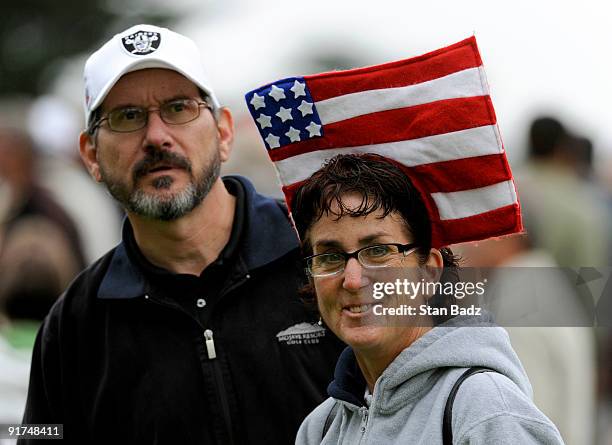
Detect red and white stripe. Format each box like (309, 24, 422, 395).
(270, 37, 521, 247)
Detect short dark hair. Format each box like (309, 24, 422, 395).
(87, 107, 103, 136)
(292, 153, 457, 267)
(528, 116, 566, 159)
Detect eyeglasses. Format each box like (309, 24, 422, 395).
(90, 98, 211, 133)
(305, 243, 419, 277)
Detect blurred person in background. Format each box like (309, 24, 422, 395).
(515, 117, 612, 444)
(0, 217, 79, 429)
(0, 127, 85, 329)
(517, 117, 609, 267)
(0, 189, 27, 432)
(20, 24, 343, 444)
(0, 127, 86, 271)
(27, 96, 123, 264)
(0, 127, 85, 431)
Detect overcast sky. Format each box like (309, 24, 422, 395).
(174, 0, 612, 165)
(51, 0, 611, 167)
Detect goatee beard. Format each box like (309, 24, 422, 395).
(101, 148, 221, 221)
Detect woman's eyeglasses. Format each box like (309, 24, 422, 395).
(305, 243, 419, 277)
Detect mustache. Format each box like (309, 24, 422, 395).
(132, 149, 192, 181)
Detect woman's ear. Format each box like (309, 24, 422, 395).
(426, 248, 443, 269)
(424, 248, 443, 284)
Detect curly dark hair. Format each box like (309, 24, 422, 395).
(291, 153, 459, 324)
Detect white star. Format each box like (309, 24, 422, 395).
(265, 133, 281, 149)
(268, 85, 286, 102)
(285, 126, 301, 142)
(290, 80, 306, 98)
(276, 107, 293, 122)
(250, 93, 266, 110)
(305, 121, 322, 137)
(256, 114, 272, 129)
(297, 100, 313, 117)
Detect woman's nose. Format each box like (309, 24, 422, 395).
(342, 258, 370, 291)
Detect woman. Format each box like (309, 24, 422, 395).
(293, 154, 564, 444)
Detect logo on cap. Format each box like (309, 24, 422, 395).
(122, 30, 161, 55)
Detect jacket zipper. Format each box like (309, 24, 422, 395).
(204, 329, 217, 359)
(142, 269, 251, 445)
(201, 273, 249, 445)
(203, 329, 235, 445)
(360, 407, 369, 434)
(144, 295, 237, 444)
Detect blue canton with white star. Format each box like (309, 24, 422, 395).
(245, 77, 323, 150)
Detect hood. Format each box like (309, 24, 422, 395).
(328, 312, 532, 412)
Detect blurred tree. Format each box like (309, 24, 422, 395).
(0, 0, 176, 96)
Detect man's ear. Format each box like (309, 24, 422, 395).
(215, 107, 234, 163)
(79, 131, 102, 182)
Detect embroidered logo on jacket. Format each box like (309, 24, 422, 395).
(276, 322, 326, 345)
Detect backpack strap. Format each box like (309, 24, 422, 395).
(321, 402, 340, 440)
(443, 367, 495, 445)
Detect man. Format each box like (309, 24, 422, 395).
(20, 24, 343, 444)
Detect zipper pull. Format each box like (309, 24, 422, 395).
(360, 407, 369, 433)
(204, 329, 217, 359)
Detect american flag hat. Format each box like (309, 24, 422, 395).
(244, 37, 522, 247)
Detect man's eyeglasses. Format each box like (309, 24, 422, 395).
(90, 98, 211, 133)
(305, 243, 419, 277)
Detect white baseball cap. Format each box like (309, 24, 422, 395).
(83, 24, 220, 128)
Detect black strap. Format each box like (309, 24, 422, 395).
(321, 402, 340, 439)
(443, 367, 495, 445)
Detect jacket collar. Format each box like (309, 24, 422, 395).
(97, 175, 299, 299)
(327, 347, 367, 408)
(327, 314, 518, 414)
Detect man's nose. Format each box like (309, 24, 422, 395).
(342, 258, 370, 291)
(142, 111, 173, 150)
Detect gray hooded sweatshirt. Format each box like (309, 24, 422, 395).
(296, 315, 564, 444)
